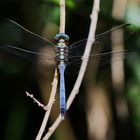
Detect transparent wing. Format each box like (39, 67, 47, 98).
(0, 20, 135, 75)
(67, 24, 131, 63)
(0, 19, 56, 67)
(65, 24, 134, 74)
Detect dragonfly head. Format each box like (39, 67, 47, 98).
(55, 33, 69, 44)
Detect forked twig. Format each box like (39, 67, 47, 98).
(35, 70, 58, 140)
(42, 0, 100, 139)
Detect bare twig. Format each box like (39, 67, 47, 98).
(35, 0, 66, 139)
(35, 70, 58, 140)
(26, 91, 48, 111)
(60, 0, 65, 33)
(42, 0, 100, 139)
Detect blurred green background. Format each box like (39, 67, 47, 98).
(0, 0, 140, 140)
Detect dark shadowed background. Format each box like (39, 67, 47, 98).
(0, 0, 140, 140)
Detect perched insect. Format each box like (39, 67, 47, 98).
(0, 19, 134, 119)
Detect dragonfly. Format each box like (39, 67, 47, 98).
(0, 19, 133, 119)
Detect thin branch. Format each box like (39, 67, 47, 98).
(35, 70, 58, 140)
(42, 0, 100, 139)
(35, 0, 66, 139)
(60, 0, 65, 33)
(26, 91, 48, 111)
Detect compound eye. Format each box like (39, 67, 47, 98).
(55, 33, 69, 41)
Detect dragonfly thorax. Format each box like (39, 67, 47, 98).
(55, 33, 69, 65)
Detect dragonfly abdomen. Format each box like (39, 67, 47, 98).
(58, 64, 66, 119)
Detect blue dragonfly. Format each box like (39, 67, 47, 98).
(0, 19, 134, 119)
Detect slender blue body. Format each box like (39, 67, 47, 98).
(58, 64, 66, 119)
(55, 33, 69, 119)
